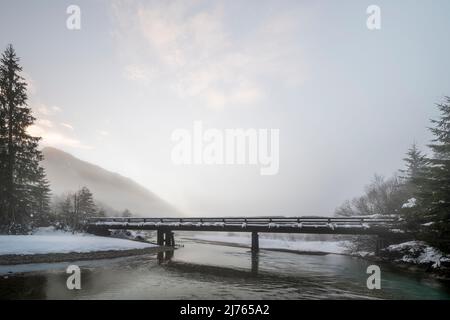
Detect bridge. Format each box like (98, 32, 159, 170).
(86, 216, 406, 254)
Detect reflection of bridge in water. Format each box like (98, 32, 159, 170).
(87, 216, 408, 257)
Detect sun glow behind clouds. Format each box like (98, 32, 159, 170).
(112, 0, 305, 110)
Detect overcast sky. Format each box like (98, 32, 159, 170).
(1, 0, 450, 216)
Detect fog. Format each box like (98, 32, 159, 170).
(1, 0, 450, 216)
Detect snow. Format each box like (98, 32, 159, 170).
(389, 229, 405, 233)
(93, 220, 380, 230)
(354, 251, 374, 258)
(386, 241, 449, 268)
(0, 227, 156, 256)
(191, 234, 350, 254)
(402, 198, 417, 209)
(343, 214, 398, 219)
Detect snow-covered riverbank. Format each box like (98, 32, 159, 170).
(0, 227, 156, 256)
(383, 241, 450, 269)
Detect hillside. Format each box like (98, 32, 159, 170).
(41, 147, 180, 217)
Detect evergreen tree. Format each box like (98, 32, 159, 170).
(31, 167, 52, 227)
(0, 44, 49, 233)
(422, 97, 450, 251)
(76, 187, 97, 219)
(64, 187, 97, 231)
(399, 144, 430, 231)
(400, 143, 428, 184)
(54, 187, 98, 231)
(58, 194, 73, 230)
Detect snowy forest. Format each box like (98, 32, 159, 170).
(1, 44, 450, 254)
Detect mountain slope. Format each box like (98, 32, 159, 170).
(41, 147, 180, 217)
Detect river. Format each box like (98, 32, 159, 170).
(1, 237, 449, 299)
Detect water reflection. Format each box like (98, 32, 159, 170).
(157, 250, 174, 264)
(251, 251, 259, 275)
(158, 244, 261, 275)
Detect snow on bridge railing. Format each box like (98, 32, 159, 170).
(86, 216, 399, 228)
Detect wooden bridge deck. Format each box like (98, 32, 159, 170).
(87, 216, 402, 236)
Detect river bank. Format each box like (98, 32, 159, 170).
(368, 241, 450, 280)
(0, 246, 168, 265)
(0, 227, 167, 267)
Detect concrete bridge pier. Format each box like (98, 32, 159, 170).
(157, 229, 164, 246)
(375, 237, 386, 256)
(157, 229, 175, 247)
(251, 232, 259, 252)
(166, 231, 175, 247)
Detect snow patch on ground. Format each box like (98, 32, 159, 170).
(191, 234, 350, 254)
(0, 227, 155, 256)
(402, 198, 417, 209)
(386, 241, 450, 268)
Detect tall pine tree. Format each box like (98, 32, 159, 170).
(424, 97, 450, 250)
(401, 143, 428, 184)
(400, 143, 429, 231)
(31, 167, 52, 227)
(0, 45, 50, 233)
(75, 187, 97, 220)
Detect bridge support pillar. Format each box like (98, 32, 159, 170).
(375, 237, 386, 256)
(170, 232, 175, 247)
(251, 232, 259, 252)
(157, 230, 175, 247)
(164, 231, 175, 247)
(157, 229, 164, 246)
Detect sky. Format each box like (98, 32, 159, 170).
(1, 0, 450, 217)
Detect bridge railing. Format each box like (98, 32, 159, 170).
(87, 216, 399, 227)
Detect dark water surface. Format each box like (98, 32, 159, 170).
(1, 238, 450, 299)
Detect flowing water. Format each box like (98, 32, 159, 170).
(1, 237, 450, 299)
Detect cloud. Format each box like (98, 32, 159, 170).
(27, 124, 92, 149)
(36, 119, 53, 128)
(33, 103, 62, 116)
(112, 0, 305, 110)
(60, 122, 74, 130)
(21, 73, 82, 151)
(28, 103, 90, 149)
